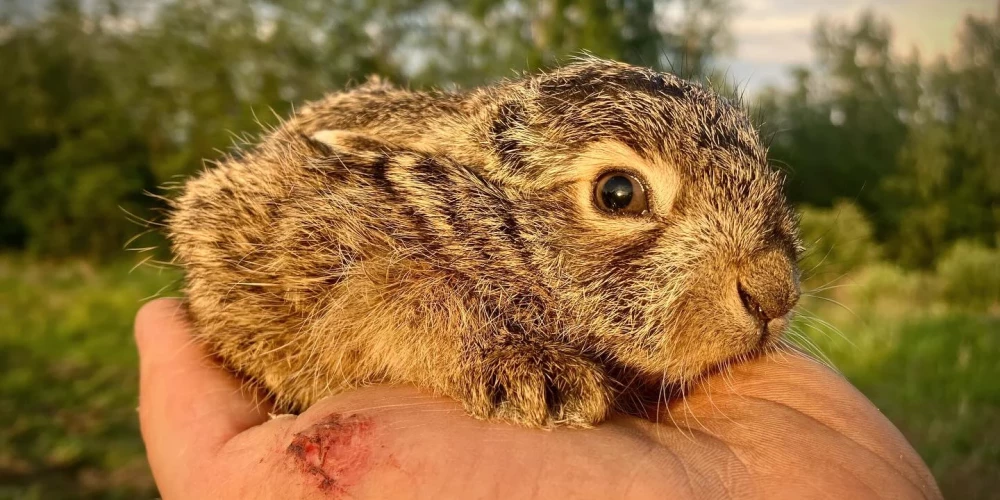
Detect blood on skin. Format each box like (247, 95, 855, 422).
(286, 413, 377, 496)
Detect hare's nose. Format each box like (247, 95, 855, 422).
(737, 249, 800, 325)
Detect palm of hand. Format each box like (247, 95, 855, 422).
(136, 299, 940, 499)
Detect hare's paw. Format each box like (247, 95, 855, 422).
(460, 346, 611, 428)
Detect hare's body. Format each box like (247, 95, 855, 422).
(169, 58, 801, 426)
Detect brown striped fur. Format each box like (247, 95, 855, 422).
(168, 57, 801, 427)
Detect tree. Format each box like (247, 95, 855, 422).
(0, 0, 734, 258)
(760, 7, 999, 268)
(403, 0, 733, 86)
(885, 6, 1000, 266)
(761, 12, 918, 220)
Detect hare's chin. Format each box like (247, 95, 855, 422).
(759, 316, 790, 347)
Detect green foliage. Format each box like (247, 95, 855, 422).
(1, 2, 994, 267)
(793, 203, 998, 500)
(797, 200, 881, 284)
(0, 0, 734, 258)
(762, 8, 999, 268)
(884, 12, 1000, 267)
(936, 240, 1000, 312)
(759, 13, 917, 215)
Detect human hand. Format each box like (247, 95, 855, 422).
(135, 298, 941, 499)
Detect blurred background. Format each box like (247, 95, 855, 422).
(0, 0, 996, 498)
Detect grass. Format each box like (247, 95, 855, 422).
(795, 265, 1000, 499)
(796, 311, 1000, 498)
(0, 255, 997, 499)
(0, 257, 177, 499)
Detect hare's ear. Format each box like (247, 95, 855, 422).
(305, 129, 394, 155)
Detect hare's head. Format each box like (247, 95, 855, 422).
(475, 58, 802, 384)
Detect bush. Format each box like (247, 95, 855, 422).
(936, 241, 1000, 312)
(797, 200, 881, 286)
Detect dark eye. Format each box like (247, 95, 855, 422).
(594, 172, 649, 215)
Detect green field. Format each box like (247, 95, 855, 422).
(1, 255, 997, 499)
(0, 258, 176, 499)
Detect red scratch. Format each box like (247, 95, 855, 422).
(286, 413, 376, 496)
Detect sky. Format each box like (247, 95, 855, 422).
(720, 0, 996, 92)
(10, 0, 995, 93)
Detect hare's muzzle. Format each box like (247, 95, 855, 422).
(735, 248, 800, 342)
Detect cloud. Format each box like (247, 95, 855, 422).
(722, 0, 996, 93)
(713, 57, 795, 91)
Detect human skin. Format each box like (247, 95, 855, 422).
(135, 298, 942, 500)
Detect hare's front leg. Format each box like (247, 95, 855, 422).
(455, 319, 612, 427)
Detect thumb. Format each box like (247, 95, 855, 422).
(134, 298, 271, 493)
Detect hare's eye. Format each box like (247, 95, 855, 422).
(594, 172, 649, 215)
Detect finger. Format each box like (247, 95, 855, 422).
(135, 298, 271, 491)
